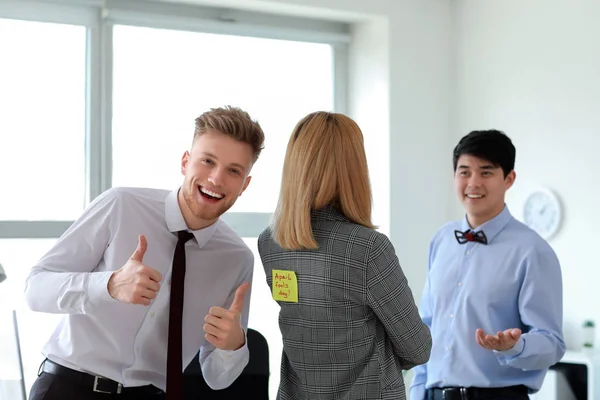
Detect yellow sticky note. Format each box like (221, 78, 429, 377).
(272, 270, 298, 303)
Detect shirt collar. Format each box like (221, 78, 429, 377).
(311, 205, 349, 222)
(165, 188, 218, 248)
(460, 204, 513, 244)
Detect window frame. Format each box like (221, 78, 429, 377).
(0, 0, 349, 240)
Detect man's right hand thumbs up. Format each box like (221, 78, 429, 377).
(108, 235, 163, 305)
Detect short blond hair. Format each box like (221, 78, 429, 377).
(194, 106, 265, 162)
(272, 111, 375, 250)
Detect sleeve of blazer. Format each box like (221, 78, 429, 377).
(366, 233, 432, 369)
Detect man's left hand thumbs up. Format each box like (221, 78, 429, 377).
(203, 282, 250, 350)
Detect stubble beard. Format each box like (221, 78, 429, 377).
(182, 185, 235, 222)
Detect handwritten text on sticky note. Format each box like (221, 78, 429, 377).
(272, 270, 298, 303)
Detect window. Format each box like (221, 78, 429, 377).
(111, 25, 334, 213)
(0, 18, 87, 220)
(0, 239, 59, 397)
(0, 1, 349, 396)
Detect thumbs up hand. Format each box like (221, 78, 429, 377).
(107, 235, 163, 305)
(203, 282, 250, 350)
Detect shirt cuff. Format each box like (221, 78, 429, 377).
(211, 338, 249, 365)
(201, 337, 250, 390)
(494, 336, 525, 358)
(87, 271, 119, 308)
(410, 383, 426, 400)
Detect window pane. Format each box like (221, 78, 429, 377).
(243, 237, 282, 400)
(112, 25, 334, 213)
(0, 19, 87, 220)
(0, 239, 60, 397)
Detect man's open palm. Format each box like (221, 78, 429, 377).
(476, 328, 522, 351)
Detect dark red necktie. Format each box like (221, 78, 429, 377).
(454, 229, 488, 245)
(166, 230, 194, 399)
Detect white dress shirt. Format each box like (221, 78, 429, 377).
(24, 186, 253, 391)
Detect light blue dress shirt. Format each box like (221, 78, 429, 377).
(410, 206, 565, 399)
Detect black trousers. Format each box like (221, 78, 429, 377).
(426, 385, 529, 400)
(29, 372, 166, 400)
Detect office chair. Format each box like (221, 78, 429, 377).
(183, 328, 270, 399)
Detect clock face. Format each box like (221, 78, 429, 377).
(523, 189, 562, 240)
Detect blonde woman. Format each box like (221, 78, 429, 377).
(258, 112, 432, 400)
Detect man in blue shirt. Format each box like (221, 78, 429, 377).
(410, 130, 565, 400)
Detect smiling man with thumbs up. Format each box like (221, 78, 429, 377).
(24, 106, 264, 400)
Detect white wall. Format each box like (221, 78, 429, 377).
(348, 16, 390, 236)
(455, 0, 600, 350)
(386, 1, 454, 302)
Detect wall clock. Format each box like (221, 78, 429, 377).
(523, 187, 562, 240)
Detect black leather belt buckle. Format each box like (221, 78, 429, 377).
(440, 388, 463, 400)
(93, 376, 122, 394)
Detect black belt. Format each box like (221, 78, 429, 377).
(41, 359, 164, 395)
(426, 385, 528, 400)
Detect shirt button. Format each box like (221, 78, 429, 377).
(457, 282, 462, 286)
(151, 312, 156, 318)
(466, 251, 470, 255)
(445, 346, 450, 351)
(450, 314, 454, 318)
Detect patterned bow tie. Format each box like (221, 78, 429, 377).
(454, 229, 488, 245)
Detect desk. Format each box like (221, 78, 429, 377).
(534, 349, 600, 400)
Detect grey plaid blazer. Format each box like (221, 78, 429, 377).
(258, 206, 431, 400)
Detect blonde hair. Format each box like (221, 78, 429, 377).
(194, 105, 265, 162)
(272, 111, 375, 250)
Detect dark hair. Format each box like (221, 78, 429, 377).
(452, 130, 516, 177)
